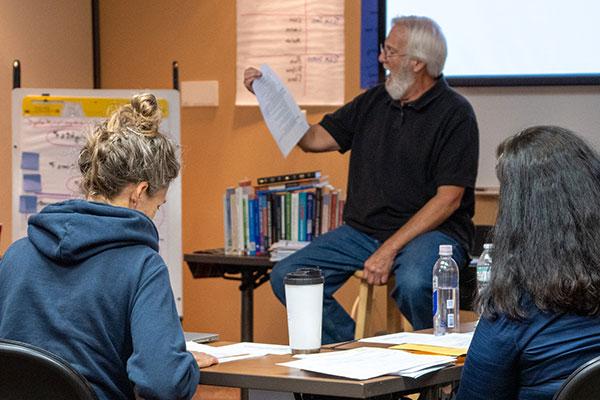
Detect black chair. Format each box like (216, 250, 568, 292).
(0, 339, 98, 400)
(553, 355, 600, 400)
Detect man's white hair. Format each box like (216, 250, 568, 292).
(391, 16, 447, 78)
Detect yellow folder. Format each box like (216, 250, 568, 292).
(390, 343, 468, 357)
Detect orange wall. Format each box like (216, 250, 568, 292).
(99, 0, 359, 343)
(98, 1, 498, 343)
(0, 0, 92, 251)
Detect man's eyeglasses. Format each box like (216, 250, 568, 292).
(380, 44, 408, 59)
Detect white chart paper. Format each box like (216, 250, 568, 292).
(236, 0, 344, 106)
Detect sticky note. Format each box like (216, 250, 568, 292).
(19, 195, 38, 214)
(21, 152, 40, 170)
(23, 174, 42, 193)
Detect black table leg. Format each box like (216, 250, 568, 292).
(240, 270, 254, 342)
(240, 270, 255, 400)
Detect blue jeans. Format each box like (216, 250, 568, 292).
(270, 225, 467, 344)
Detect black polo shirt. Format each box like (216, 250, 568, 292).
(320, 77, 479, 250)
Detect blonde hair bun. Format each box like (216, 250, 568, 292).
(105, 92, 161, 136)
(130, 93, 161, 135)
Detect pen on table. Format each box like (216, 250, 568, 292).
(323, 339, 358, 350)
(218, 353, 251, 360)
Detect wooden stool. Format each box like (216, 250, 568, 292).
(352, 270, 412, 339)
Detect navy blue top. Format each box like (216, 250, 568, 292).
(320, 78, 479, 249)
(0, 200, 199, 400)
(456, 302, 600, 399)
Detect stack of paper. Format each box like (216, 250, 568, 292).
(360, 332, 474, 357)
(278, 347, 456, 380)
(186, 341, 291, 363)
(269, 240, 311, 261)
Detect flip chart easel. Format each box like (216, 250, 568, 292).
(11, 89, 184, 316)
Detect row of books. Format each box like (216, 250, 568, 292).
(223, 174, 345, 256)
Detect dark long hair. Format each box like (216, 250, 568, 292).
(479, 126, 600, 320)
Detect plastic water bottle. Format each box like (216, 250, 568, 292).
(477, 243, 493, 295)
(433, 245, 460, 336)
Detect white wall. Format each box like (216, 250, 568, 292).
(457, 85, 600, 187)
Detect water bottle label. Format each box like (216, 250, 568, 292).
(446, 299, 454, 309)
(432, 290, 438, 316)
(447, 313, 455, 328)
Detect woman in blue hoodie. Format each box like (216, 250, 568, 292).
(0, 93, 217, 399)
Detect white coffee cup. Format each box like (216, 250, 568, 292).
(284, 267, 324, 354)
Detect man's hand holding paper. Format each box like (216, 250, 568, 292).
(244, 65, 309, 157)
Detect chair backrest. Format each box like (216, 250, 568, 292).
(553, 355, 600, 400)
(0, 339, 98, 400)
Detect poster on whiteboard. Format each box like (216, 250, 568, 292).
(11, 89, 184, 316)
(236, 0, 345, 106)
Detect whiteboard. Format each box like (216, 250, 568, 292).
(11, 89, 184, 316)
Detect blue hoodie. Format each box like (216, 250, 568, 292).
(0, 200, 199, 400)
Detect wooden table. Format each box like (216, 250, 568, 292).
(184, 249, 275, 342)
(200, 340, 466, 399)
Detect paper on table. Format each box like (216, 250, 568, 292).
(253, 64, 310, 157)
(360, 331, 474, 348)
(186, 341, 291, 363)
(278, 347, 455, 380)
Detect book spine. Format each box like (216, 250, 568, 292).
(306, 191, 314, 242)
(291, 192, 299, 242)
(265, 194, 272, 250)
(284, 192, 292, 240)
(270, 193, 279, 243)
(329, 190, 338, 232)
(247, 197, 257, 256)
(258, 193, 268, 255)
(257, 170, 321, 185)
(314, 187, 322, 238)
(337, 199, 345, 228)
(223, 189, 234, 254)
(321, 192, 330, 235)
(279, 193, 286, 241)
(254, 197, 261, 254)
(234, 188, 244, 255)
(298, 191, 307, 242)
(242, 194, 250, 254)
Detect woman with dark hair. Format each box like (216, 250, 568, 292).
(456, 126, 600, 400)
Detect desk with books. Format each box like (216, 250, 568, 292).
(184, 249, 274, 342)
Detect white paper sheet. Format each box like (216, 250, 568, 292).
(236, 0, 344, 106)
(253, 64, 310, 157)
(278, 347, 455, 380)
(360, 331, 474, 348)
(186, 341, 291, 363)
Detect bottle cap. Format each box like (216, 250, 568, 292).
(284, 267, 324, 285)
(483, 243, 494, 250)
(439, 245, 453, 256)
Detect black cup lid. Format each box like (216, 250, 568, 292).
(284, 267, 324, 285)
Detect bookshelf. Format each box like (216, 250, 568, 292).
(223, 172, 345, 257)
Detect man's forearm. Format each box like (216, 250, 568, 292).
(380, 186, 464, 254)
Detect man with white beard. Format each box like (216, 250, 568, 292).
(244, 16, 479, 344)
